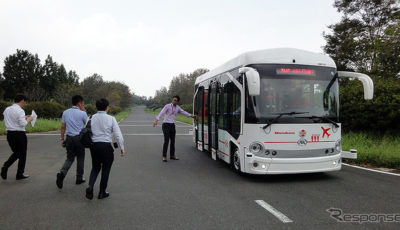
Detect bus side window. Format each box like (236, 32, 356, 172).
(231, 83, 241, 139)
(218, 84, 225, 130)
(224, 83, 232, 132)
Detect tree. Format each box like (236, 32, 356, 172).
(323, 0, 400, 77)
(0, 71, 4, 99)
(57, 64, 68, 84)
(81, 74, 105, 105)
(2, 49, 42, 100)
(40, 55, 61, 100)
(168, 68, 209, 104)
(67, 70, 79, 86)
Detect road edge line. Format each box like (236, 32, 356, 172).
(342, 163, 400, 177)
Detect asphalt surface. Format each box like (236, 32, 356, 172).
(0, 106, 399, 230)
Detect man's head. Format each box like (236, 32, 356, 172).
(14, 94, 27, 106)
(72, 95, 84, 107)
(172, 95, 180, 105)
(96, 98, 109, 112)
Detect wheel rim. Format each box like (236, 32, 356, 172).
(233, 150, 240, 171)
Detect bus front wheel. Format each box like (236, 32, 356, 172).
(231, 147, 241, 173)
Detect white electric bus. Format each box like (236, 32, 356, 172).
(193, 48, 373, 174)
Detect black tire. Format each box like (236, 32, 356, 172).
(231, 146, 242, 174)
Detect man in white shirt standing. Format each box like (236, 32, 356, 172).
(1, 95, 34, 180)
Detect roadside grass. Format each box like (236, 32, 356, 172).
(342, 132, 400, 170)
(145, 107, 193, 124)
(0, 106, 133, 135)
(114, 107, 133, 122)
(0, 118, 61, 135)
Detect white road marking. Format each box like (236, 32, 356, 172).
(23, 133, 192, 136)
(255, 200, 293, 223)
(176, 121, 193, 126)
(124, 133, 192, 136)
(342, 163, 400, 177)
(119, 125, 191, 127)
(120, 121, 154, 122)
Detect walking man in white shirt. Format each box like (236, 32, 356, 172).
(1, 95, 34, 180)
(85, 98, 125, 200)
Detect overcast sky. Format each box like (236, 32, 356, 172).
(0, 0, 341, 97)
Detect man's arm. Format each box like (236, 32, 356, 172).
(112, 117, 125, 156)
(153, 105, 167, 127)
(17, 109, 29, 127)
(60, 123, 66, 147)
(178, 107, 197, 119)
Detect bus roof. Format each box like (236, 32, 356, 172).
(195, 48, 336, 85)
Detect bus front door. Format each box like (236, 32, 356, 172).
(196, 87, 204, 151)
(203, 89, 209, 151)
(210, 83, 218, 160)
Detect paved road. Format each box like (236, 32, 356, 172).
(0, 106, 399, 230)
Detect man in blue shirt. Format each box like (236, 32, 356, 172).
(56, 95, 88, 189)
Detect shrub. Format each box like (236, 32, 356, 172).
(23, 101, 66, 119)
(85, 104, 97, 116)
(109, 106, 121, 115)
(339, 76, 400, 133)
(179, 104, 193, 113)
(0, 100, 12, 120)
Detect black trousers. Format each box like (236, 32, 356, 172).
(59, 135, 85, 179)
(162, 123, 176, 157)
(3, 131, 27, 175)
(89, 142, 114, 192)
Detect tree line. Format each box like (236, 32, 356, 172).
(146, 68, 209, 110)
(0, 49, 138, 109)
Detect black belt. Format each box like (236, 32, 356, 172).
(7, 130, 26, 134)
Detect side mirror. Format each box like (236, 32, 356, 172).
(239, 67, 260, 96)
(338, 71, 374, 100)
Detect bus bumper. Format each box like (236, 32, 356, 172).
(245, 154, 342, 174)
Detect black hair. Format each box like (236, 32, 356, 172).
(96, 98, 109, 111)
(14, 94, 27, 103)
(173, 95, 180, 102)
(72, 95, 84, 106)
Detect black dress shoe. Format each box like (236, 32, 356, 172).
(86, 187, 93, 200)
(76, 178, 86, 185)
(98, 191, 110, 199)
(16, 174, 29, 180)
(1, 167, 7, 180)
(56, 173, 65, 189)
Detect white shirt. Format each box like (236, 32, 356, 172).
(91, 111, 124, 150)
(3, 104, 28, 131)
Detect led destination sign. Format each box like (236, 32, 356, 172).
(276, 68, 316, 76)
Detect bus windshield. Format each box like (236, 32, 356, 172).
(245, 64, 339, 124)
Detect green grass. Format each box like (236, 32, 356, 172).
(0, 118, 61, 135)
(114, 107, 133, 122)
(342, 132, 400, 170)
(145, 107, 193, 124)
(0, 107, 133, 135)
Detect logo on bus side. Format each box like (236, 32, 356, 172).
(299, 129, 306, 137)
(298, 129, 307, 146)
(321, 126, 331, 138)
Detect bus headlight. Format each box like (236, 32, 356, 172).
(249, 142, 264, 154)
(335, 140, 342, 153)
